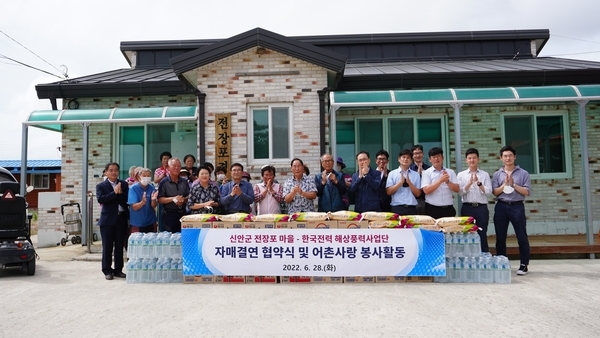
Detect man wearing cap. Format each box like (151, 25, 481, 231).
(315, 153, 347, 212)
(157, 158, 189, 233)
(336, 157, 352, 210)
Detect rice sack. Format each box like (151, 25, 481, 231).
(218, 213, 254, 222)
(361, 212, 399, 221)
(253, 214, 291, 222)
(327, 211, 362, 221)
(180, 214, 220, 222)
(290, 212, 329, 221)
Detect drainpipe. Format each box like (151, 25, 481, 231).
(81, 122, 90, 246)
(576, 99, 594, 259)
(450, 103, 463, 215)
(318, 89, 327, 155)
(196, 91, 206, 164)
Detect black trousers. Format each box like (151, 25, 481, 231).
(100, 213, 128, 275)
(494, 201, 530, 265)
(390, 205, 417, 216)
(461, 203, 490, 252)
(425, 203, 456, 219)
(163, 210, 184, 233)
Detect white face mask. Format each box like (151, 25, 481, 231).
(140, 177, 152, 186)
(217, 174, 225, 181)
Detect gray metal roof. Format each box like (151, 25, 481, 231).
(344, 57, 600, 76)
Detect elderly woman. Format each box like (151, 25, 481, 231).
(128, 167, 158, 233)
(183, 154, 198, 182)
(283, 158, 317, 213)
(187, 165, 220, 214)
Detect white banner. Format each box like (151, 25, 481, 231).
(182, 228, 445, 277)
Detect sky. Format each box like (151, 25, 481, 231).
(1, 0, 600, 160)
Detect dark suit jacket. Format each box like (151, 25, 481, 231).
(96, 179, 129, 226)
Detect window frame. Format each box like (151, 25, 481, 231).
(336, 114, 448, 171)
(30, 173, 50, 189)
(247, 104, 294, 165)
(501, 110, 572, 179)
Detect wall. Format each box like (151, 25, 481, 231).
(338, 102, 600, 235)
(36, 94, 197, 245)
(196, 48, 328, 182)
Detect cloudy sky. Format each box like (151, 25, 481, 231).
(1, 0, 599, 160)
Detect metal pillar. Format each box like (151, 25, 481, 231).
(576, 100, 595, 259)
(20, 124, 29, 196)
(450, 103, 464, 215)
(81, 122, 90, 246)
(330, 105, 340, 162)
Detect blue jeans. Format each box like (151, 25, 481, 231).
(493, 201, 530, 265)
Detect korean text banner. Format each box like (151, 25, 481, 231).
(182, 229, 445, 277)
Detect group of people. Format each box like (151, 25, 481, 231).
(96, 144, 532, 280)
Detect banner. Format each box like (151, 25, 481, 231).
(182, 229, 445, 277)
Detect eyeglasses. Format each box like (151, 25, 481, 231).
(376, 157, 388, 161)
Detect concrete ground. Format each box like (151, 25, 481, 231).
(1, 239, 598, 337)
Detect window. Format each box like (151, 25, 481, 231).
(117, 124, 175, 178)
(336, 116, 446, 171)
(249, 105, 292, 163)
(503, 112, 570, 178)
(30, 174, 49, 189)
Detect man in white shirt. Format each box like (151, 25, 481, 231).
(457, 148, 492, 252)
(386, 149, 421, 215)
(253, 165, 284, 215)
(421, 147, 459, 219)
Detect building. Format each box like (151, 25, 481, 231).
(25, 28, 600, 246)
(0, 160, 61, 208)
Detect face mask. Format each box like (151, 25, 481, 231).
(140, 177, 151, 186)
(181, 176, 188, 181)
(217, 174, 225, 181)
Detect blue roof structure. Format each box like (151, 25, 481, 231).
(0, 160, 61, 174)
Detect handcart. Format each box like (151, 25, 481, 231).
(59, 203, 82, 246)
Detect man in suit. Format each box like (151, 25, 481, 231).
(96, 162, 129, 280)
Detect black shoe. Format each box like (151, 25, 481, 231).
(113, 272, 126, 278)
(517, 264, 528, 276)
(105, 273, 114, 280)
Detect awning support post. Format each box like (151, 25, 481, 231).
(330, 105, 340, 162)
(450, 103, 464, 215)
(81, 122, 90, 247)
(576, 100, 594, 259)
(20, 124, 29, 196)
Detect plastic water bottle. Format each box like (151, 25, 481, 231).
(454, 233, 465, 258)
(495, 256, 511, 284)
(170, 233, 182, 259)
(127, 234, 136, 259)
(470, 232, 482, 257)
(435, 258, 450, 283)
(157, 232, 168, 258)
(170, 258, 182, 283)
(480, 256, 494, 283)
(126, 259, 136, 284)
(444, 233, 453, 258)
(458, 257, 467, 283)
(464, 257, 476, 283)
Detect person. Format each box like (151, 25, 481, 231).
(349, 151, 382, 213)
(253, 165, 284, 215)
(203, 162, 219, 188)
(125, 166, 138, 186)
(157, 158, 189, 233)
(187, 165, 220, 214)
(283, 158, 317, 213)
(183, 154, 197, 182)
(303, 165, 310, 176)
(457, 148, 493, 253)
(375, 149, 392, 212)
(337, 157, 352, 210)
(421, 147, 459, 219)
(492, 145, 531, 276)
(215, 165, 227, 187)
(128, 168, 158, 233)
(96, 162, 129, 280)
(179, 168, 192, 189)
(410, 145, 430, 215)
(220, 163, 255, 214)
(154, 151, 172, 184)
(386, 149, 421, 215)
(315, 153, 347, 212)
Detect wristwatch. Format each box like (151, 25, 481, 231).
(477, 182, 482, 187)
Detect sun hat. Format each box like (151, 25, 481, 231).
(336, 157, 346, 169)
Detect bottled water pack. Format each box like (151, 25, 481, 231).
(126, 231, 182, 284)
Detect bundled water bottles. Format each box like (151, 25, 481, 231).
(435, 231, 511, 284)
(126, 232, 183, 284)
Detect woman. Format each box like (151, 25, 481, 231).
(128, 168, 158, 233)
(183, 154, 197, 182)
(154, 151, 171, 184)
(187, 165, 220, 214)
(283, 158, 317, 213)
(126, 166, 138, 186)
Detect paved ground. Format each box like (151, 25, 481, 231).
(1, 241, 599, 337)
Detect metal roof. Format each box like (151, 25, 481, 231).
(35, 68, 191, 99)
(171, 27, 347, 76)
(0, 160, 62, 174)
(337, 57, 600, 90)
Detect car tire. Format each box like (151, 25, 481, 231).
(27, 258, 35, 276)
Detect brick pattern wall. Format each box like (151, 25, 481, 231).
(338, 102, 600, 235)
(37, 95, 197, 233)
(197, 48, 327, 182)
